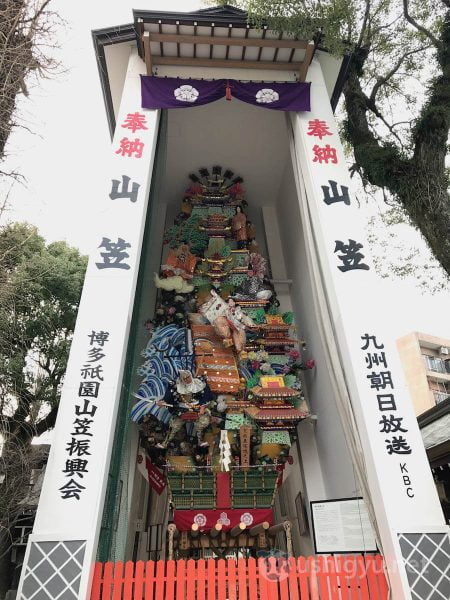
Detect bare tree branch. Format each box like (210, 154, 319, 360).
(369, 45, 432, 104)
(0, 0, 60, 169)
(403, 0, 440, 48)
(357, 0, 371, 48)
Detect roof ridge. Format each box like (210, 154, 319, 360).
(193, 5, 248, 17)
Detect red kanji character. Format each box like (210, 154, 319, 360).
(115, 137, 144, 158)
(121, 112, 148, 133)
(307, 118, 332, 140)
(312, 144, 338, 164)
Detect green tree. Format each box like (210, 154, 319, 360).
(224, 0, 450, 277)
(0, 223, 86, 583)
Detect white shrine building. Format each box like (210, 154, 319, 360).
(17, 6, 450, 600)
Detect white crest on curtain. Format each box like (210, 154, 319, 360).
(193, 513, 207, 527)
(240, 512, 254, 526)
(174, 85, 199, 102)
(256, 88, 279, 103)
(217, 512, 230, 526)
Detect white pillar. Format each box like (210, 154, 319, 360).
(262, 205, 292, 312)
(290, 58, 450, 599)
(17, 49, 159, 600)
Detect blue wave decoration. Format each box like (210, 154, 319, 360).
(137, 377, 166, 400)
(133, 324, 196, 424)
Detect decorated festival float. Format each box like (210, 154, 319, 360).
(132, 166, 314, 556)
(17, 6, 449, 600)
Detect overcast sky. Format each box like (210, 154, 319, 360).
(2, 0, 450, 342)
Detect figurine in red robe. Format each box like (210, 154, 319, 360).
(232, 206, 247, 249)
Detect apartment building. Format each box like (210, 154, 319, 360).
(397, 332, 450, 523)
(397, 331, 450, 415)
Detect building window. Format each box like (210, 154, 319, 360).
(423, 354, 450, 374)
(434, 391, 449, 404)
(432, 381, 450, 405)
(12, 524, 33, 546)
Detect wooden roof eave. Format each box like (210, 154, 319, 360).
(142, 31, 315, 81)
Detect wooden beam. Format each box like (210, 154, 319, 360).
(268, 522, 287, 536)
(249, 521, 270, 537)
(152, 55, 301, 72)
(176, 22, 180, 58)
(210, 523, 223, 538)
(258, 532, 268, 548)
(257, 27, 267, 61)
(298, 40, 315, 82)
(158, 21, 163, 56)
(241, 26, 249, 60)
(226, 24, 231, 60)
(179, 530, 189, 550)
(230, 522, 246, 538)
(143, 32, 153, 76)
(148, 32, 308, 50)
(210, 536, 220, 549)
(272, 31, 283, 62)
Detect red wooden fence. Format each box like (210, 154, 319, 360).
(91, 555, 388, 600)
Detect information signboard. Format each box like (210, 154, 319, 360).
(311, 497, 377, 553)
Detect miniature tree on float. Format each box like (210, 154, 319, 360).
(164, 214, 209, 255)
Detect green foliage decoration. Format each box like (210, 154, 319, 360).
(165, 214, 209, 255)
(246, 373, 260, 389)
(252, 308, 267, 324)
(282, 311, 294, 325)
(220, 244, 232, 258)
(284, 374, 297, 388)
(267, 303, 280, 316)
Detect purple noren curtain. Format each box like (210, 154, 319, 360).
(141, 76, 311, 112)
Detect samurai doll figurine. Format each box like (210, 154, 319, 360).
(176, 369, 206, 408)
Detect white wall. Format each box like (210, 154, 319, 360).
(163, 98, 290, 209)
(275, 159, 359, 503)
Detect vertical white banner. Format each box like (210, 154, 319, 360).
(290, 59, 449, 599)
(18, 50, 160, 600)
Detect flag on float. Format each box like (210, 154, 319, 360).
(136, 447, 167, 495)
